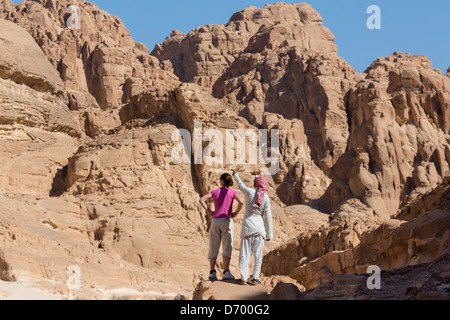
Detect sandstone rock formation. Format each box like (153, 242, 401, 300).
(0, 18, 78, 136)
(193, 280, 269, 300)
(397, 176, 450, 221)
(0, 0, 448, 300)
(1, 0, 178, 137)
(320, 52, 450, 219)
(153, 3, 360, 179)
(268, 254, 450, 300)
(262, 218, 379, 277)
(153, 3, 338, 87)
(289, 211, 449, 290)
(0, 19, 80, 196)
(152, 3, 450, 220)
(263, 178, 450, 293)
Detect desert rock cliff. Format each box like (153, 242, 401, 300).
(0, 1, 448, 299)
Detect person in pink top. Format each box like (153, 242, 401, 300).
(200, 173, 244, 281)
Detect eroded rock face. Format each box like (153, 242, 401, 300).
(214, 49, 360, 176)
(153, 3, 360, 178)
(262, 218, 379, 277)
(0, 19, 80, 196)
(193, 280, 269, 300)
(370, 52, 450, 135)
(0, 18, 79, 136)
(294, 255, 450, 300)
(0, 194, 192, 299)
(397, 176, 450, 221)
(289, 208, 449, 290)
(1, 0, 178, 117)
(153, 3, 338, 88)
(150, 3, 357, 206)
(64, 85, 332, 290)
(263, 178, 450, 292)
(320, 52, 450, 218)
(264, 179, 449, 296)
(263, 113, 331, 205)
(0, 0, 449, 300)
(154, 8, 450, 219)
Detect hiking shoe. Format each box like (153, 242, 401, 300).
(209, 271, 218, 281)
(237, 279, 247, 286)
(223, 270, 236, 281)
(248, 279, 261, 286)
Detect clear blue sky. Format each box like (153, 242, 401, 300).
(11, 0, 450, 73)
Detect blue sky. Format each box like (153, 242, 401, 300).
(11, 0, 450, 73)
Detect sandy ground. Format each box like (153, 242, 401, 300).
(0, 280, 63, 300)
(0, 279, 180, 300)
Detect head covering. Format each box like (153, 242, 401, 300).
(253, 175, 268, 208)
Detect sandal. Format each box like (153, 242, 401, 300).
(237, 279, 247, 286)
(248, 279, 261, 286)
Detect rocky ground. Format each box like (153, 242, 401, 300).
(192, 254, 450, 300)
(0, 280, 62, 300)
(0, 0, 448, 300)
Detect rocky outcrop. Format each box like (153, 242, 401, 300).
(288, 207, 449, 290)
(267, 281, 304, 300)
(397, 176, 450, 221)
(151, 4, 450, 221)
(262, 218, 379, 277)
(263, 178, 449, 295)
(262, 204, 450, 293)
(193, 280, 269, 300)
(153, 3, 338, 88)
(2, 0, 178, 110)
(150, 3, 354, 206)
(153, 3, 360, 181)
(0, 194, 189, 299)
(65, 84, 334, 289)
(119, 81, 331, 206)
(0, 19, 80, 196)
(320, 52, 450, 218)
(214, 49, 359, 175)
(0, 18, 79, 136)
(1, 0, 178, 139)
(195, 250, 450, 300)
(281, 254, 450, 300)
(0, 0, 449, 300)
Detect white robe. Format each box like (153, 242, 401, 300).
(234, 174, 273, 240)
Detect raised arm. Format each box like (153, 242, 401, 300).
(199, 193, 214, 217)
(233, 173, 253, 197)
(263, 198, 273, 241)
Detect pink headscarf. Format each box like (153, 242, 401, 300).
(253, 175, 268, 208)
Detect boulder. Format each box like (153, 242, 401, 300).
(0, 18, 79, 136)
(193, 280, 269, 300)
